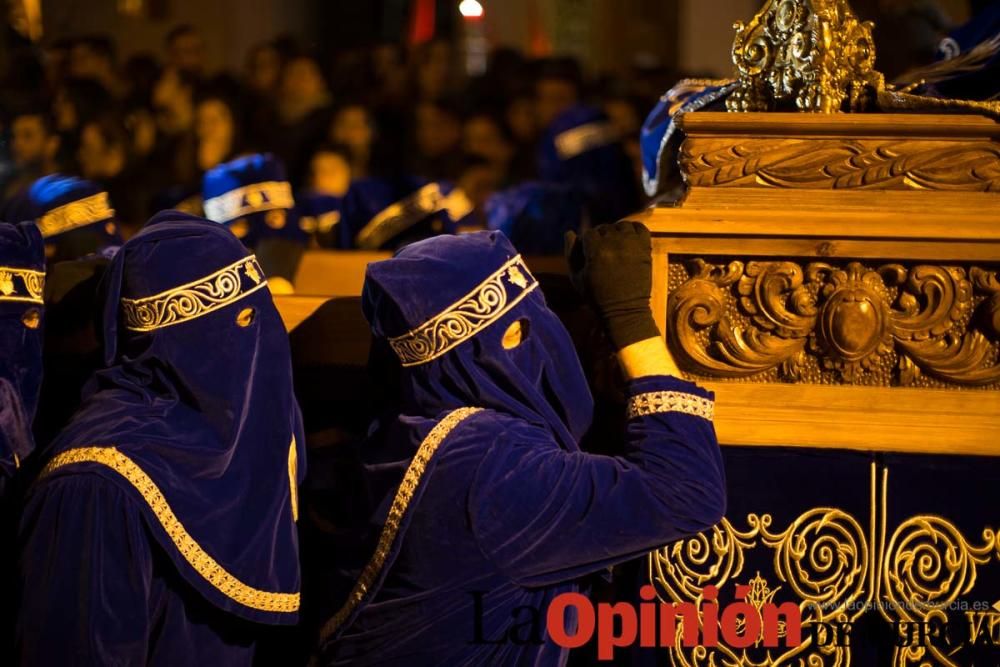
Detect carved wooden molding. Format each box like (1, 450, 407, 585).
(668, 258, 1000, 388)
(681, 138, 1000, 191)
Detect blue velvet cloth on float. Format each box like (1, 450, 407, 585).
(538, 105, 639, 224)
(0, 174, 122, 263)
(640, 80, 735, 200)
(203, 153, 305, 248)
(929, 2, 1000, 101)
(484, 181, 584, 255)
(24, 212, 305, 626)
(0, 222, 45, 491)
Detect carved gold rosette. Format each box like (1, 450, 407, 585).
(667, 258, 1000, 389)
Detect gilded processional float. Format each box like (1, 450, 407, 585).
(633, 0, 1000, 665)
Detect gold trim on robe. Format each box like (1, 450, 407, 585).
(39, 446, 300, 614)
(319, 407, 483, 642)
(554, 121, 617, 160)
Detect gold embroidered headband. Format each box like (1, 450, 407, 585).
(388, 255, 538, 367)
(0, 267, 44, 304)
(37, 192, 115, 238)
(203, 181, 293, 224)
(355, 183, 474, 250)
(121, 256, 267, 332)
(554, 121, 617, 160)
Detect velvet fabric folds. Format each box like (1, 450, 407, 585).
(317, 231, 726, 665)
(20, 213, 305, 637)
(0, 222, 45, 491)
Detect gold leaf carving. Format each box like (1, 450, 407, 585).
(668, 259, 1000, 388)
(727, 0, 881, 114)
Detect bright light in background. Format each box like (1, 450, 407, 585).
(459, 0, 484, 19)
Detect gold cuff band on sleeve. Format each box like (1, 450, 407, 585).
(627, 390, 715, 421)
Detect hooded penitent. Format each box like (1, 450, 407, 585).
(0, 174, 122, 264)
(30, 211, 305, 624)
(484, 181, 584, 255)
(0, 222, 45, 489)
(538, 105, 639, 225)
(348, 179, 473, 250)
(317, 231, 594, 647)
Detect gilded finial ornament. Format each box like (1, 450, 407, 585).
(728, 0, 882, 113)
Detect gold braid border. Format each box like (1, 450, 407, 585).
(389, 255, 538, 367)
(37, 192, 114, 238)
(0, 267, 44, 304)
(203, 181, 293, 223)
(39, 446, 300, 613)
(554, 121, 617, 160)
(319, 407, 483, 642)
(627, 390, 715, 421)
(120, 256, 267, 332)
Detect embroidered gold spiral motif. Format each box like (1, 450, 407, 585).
(121, 256, 268, 332)
(388, 256, 538, 366)
(0, 267, 45, 304)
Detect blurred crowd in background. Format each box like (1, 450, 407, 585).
(0, 0, 990, 256)
(0, 22, 672, 245)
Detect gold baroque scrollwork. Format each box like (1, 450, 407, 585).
(727, 0, 882, 114)
(681, 138, 1000, 191)
(879, 515, 1000, 667)
(668, 259, 1000, 388)
(650, 506, 871, 667)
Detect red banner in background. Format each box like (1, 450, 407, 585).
(409, 0, 437, 45)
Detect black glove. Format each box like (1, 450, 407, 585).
(564, 220, 660, 350)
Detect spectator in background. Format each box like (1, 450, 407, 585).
(165, 23, 206, 78)
(245, 41, 284, 96)
(194, 80, 245, 173)
(51, 78, 113, 172)
(535, 57, 583, 132)
(4, 109, 60, 200)
(68, 35, 120, 97)
(462, 111, 515, 186)
(306, 143, 353, 198)
(276, 52, 333, 185)
(411, 99, 463, 181)
(411, 39, 456, 103)
(77, 114, 147, 235)
(150, 66, 198, 191)
(328, 103, 375, 180)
